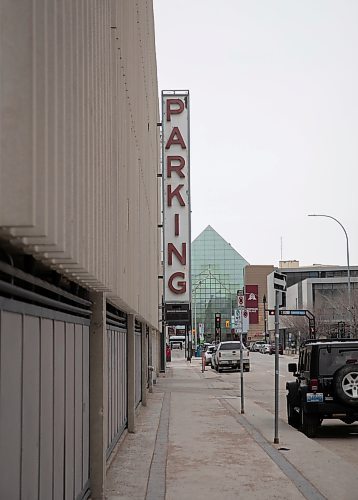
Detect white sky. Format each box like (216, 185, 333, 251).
(153, 0, 358, 268)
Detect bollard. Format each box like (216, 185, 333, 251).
(148, 365, 154, 393)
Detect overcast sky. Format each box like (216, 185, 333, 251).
(153, 0, 358, 268)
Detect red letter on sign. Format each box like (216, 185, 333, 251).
(166, 99, 184, 121)
(167, 156, 185, 178)
(168, 243, 187, 265)
(167, 185, 185, 207)
(165, 127, 187, 149)
(168, 272, 187, 294)
(174, 213, 180, 236)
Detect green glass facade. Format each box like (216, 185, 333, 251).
(191, 226, 249, 342)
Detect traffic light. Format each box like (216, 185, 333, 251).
(215, 313, 221, 329)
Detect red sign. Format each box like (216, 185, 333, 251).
(245, 285, 258, 324)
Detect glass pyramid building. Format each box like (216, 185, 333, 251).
(191, 225, 249, 343)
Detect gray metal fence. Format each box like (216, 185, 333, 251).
(0, 298, 90, 500)
(106, 309, 128, 459)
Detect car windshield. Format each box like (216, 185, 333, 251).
(207, 346, 215, 353)
(319, 347, 358, 376)
(220, 343, 241, 350)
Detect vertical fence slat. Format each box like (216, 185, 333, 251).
(39, 318, 54, 500)
(0, 311, 22, 500)
(65, 323, 75, 499)
(82, 326, 90, 489)
(74, 324, 83, 495)
(53, 321, 65, 500)
(21, 315, 40, 499)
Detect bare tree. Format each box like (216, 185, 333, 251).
(280, 286, 358, 341)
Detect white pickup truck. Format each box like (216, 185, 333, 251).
(212, 341, 250, 372)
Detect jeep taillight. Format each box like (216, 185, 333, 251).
(310, 378, 319, 392)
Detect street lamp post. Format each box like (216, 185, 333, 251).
(308, 214, 352, 335)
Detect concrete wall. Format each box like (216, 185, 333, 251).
(0, 0, 160, 329)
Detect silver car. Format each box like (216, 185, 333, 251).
(259, 343, 271, 354)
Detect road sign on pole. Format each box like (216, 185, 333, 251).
(273, 272, 287, 291)
(273, 272, 287, 308)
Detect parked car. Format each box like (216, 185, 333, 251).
(166, 344, 171, 362)
(259, 343, 271, 354)
(269, 343, 283, 355)
(251, 341, 266, 352)
(204, 345, 216, 365)
(212, 341, 250, 372)
(287, 338, 358, 437)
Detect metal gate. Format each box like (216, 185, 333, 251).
(135, 320, 142, 407)
(106, 307, 127, 459)
(0, 262, 91, 500)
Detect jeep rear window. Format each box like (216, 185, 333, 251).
(319, 347, 358, 376)
(220, 343, 241, 350)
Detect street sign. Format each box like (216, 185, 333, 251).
(273, 272, 287, 291)
(234, 308, 249, 333)
(237, 295, 244, 307)
(282, 310, 305, 316)
(268, 309, 305, 316)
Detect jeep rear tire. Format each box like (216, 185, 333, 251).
(287, 399, 300, 428)
(333, 365, 358, 406)
(300, 410, 320, 438)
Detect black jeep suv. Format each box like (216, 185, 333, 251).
(286, 338, 358, 438)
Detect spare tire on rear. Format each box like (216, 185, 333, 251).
(333, 365, 358, 406)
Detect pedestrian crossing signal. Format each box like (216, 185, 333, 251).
(225, 320, 230, 328)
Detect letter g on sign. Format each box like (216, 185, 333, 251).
(168, 272, 187, 294)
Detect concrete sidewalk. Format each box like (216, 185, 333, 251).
(105, 356, 358, 500)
